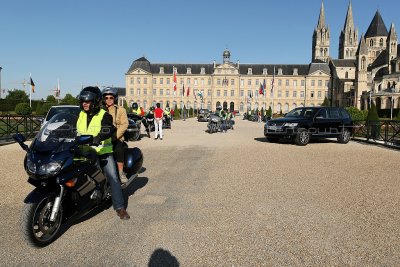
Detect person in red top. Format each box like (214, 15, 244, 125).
(154, 103, 164, 140)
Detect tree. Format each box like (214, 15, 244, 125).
(367, 101, 380, 139)
(367, 101, 379, 121)
(6, 89, 29, 102)
(46, 95, 57, 103)
(266, 106, 272, 117)
(35, 102, 43, 115)
(15, 103, 32, 115)
(345, 107, 367, 121)
(61, 93, 79, 105)
(173, 108, 181, 120)
(321, 97, 330, 107)
(39, 103, 53, 116)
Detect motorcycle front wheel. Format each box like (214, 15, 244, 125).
(21, 194, 63, 247)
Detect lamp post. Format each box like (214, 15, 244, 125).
(0, 66, 2, 99)
(391, 88, 395, 120)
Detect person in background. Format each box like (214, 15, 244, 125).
(154, 103, 164, 140)
(131, 102, 151, 138)
(170, 108, 175, 121)
(77, 86, 129, 220)
(102, 87, 129, 184)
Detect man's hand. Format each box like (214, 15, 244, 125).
(92, 136, 101, 146)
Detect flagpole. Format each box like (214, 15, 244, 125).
(57, 79, 60, 104)
(271, 66, 275, 118)
(29, 73, 32, 108)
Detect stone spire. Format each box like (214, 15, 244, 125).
(312, 1, 330, 62)
(357, 34, 368, 56)
(387, 23, 398, 73)
(339, 0, 358, 59)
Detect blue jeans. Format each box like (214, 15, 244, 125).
(98, 153, 125, 210)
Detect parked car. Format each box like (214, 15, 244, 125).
(264, 107, 353, 146)
(197, 109, 211, 122)
(42, 105, 80, 128)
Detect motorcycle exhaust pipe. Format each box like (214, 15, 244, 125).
(50, 185, 64, 222)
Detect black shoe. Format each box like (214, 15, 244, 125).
(160, 137, 163, 140)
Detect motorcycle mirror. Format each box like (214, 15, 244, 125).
(12, 133, 28, 151)
(76, 135, 93, 145)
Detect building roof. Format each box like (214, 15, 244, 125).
(308, 62, 331, 75)
(127, 57, 151, 73)
(365, 11, 388, 38)
(369, 50, 388, 70)
(331, 59, 357, 68)
(238, 64, 310, 76)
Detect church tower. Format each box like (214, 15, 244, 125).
(339, 1, 358, 59)
(355, 34, 368, 108)
(387, 23, 398, 74)
(312, 1, 330, 62)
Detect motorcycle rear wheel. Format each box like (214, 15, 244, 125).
(21, 195, 63, 247)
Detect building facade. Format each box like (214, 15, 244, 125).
(125, 1, 400, 113)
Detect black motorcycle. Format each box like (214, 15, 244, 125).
(128, 113, 151, 138)
(163, 114, 171, 129)
(13, 112, 143, 247)
(207, 113, 222, 134)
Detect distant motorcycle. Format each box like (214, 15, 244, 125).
(207, 113, 222, 134)
(163, 114, 171, 129)
(13, 113, 143, 247)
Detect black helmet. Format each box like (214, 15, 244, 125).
(102, 87, 118, 105)
(79, 86, 102, 114)
(132, 102, 138, 110)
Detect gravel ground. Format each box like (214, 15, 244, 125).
(0, 118, 399, 266)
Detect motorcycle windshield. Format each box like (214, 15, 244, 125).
(32, 112, 78, 152)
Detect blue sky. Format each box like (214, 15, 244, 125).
(1, 0, 399, 100)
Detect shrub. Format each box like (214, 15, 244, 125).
(173, 108, 181, 120)
(15, 103, 32, 115)
(367, 102, 379, 121)
(39, 103, 53, 116)
(345, 106, 367, 121)
(321, 97, 330, 107)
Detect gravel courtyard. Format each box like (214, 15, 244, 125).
(0, 118, 399, 266)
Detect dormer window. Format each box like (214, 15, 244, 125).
(248, 68, 252, 75)
(200, 67, 205, 75)
(278, 68, 283, 75)
(263, 68, 268, 75)
(187, 67, 191, 74)
(293, 68, 298, 75)
(159, 67, 164, 74)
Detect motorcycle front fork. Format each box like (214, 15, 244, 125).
(50, 185, 64, 222)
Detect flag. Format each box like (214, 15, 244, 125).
(182, 84, 185, 96)
(30, 77, 35, 93)
(271, 66, 275, 94)
(263, 79, 266, 95)
(259, 83, 263, 95)
(173, 69, 177, 91)
(187, 87, 190, 97)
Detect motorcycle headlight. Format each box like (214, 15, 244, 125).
(283, 123, 298, 127)
(26, 158, 37, 174)
(37, 161, 62, 176)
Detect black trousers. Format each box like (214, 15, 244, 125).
(113, 140, 127, 163)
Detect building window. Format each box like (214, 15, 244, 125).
(217, 79, 221, 85)
(167, 78, 170, 85)
(240, 90, 244, 97)
(240, 79, 244, 86)
(278, 68, 283, 75)
(137, 89, 140, 96)
(130, 78, 134, 85)
(144, 78, 147, 84)
(247, 79, 252, 86)
(231, 90, 234, 97)
(166, 89, 170, 95)
(263, 68, 267, 75)
(201, 78, 205, 85)
(160, 78, 163, 84)
(160, 67, 164, 74)
(208, 90, 211, 96)
(187, 78, 191, 85)
(345, 72, 349, 79)
(231, 79, 235, 85)
(286, 80, 289, 86)
(300, 91, 304, 97)
(208, 78, 211, 85)
(311, 80, 315, 87)
(380, 38, 384, 47)
(137, 78, 141, 84)
(318, 80, 322, 87)
(293, 80, 297, 88)
(217, 90, 221, 97)
(201, 67, 205, 74)
(143, 89, 147, 95)
(285, 91, 289, 97)
(311, 91, 314, 98)
(318, 91, 322, 98)
(130, 88, 134, 95)
(187, 68, 191, 74)
(160, 89, 163, 95)
(278, 79, 282, 86)
(224, 90, 227, 97)
(153, 89, 156, 95)
(194, 78, 198, 86)
(325, 80, 329, 87)
(153, 78, 156, 84)
(278, 91, 282, 97)
(240, 102, 244, 112)
(293, 68, 298, 75)
(301, 80, 305, 87)
(293, 91, 297, 98)
(361, 57, 366, 70)
(255, 79, 259, 85)
(369, 39, 374, 47)
(248, 68, 252, 75)
(180, 78, 184, 85)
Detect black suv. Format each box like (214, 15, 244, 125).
(264, 107, 353, 146)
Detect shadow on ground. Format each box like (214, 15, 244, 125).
(148, 248, 180, 267)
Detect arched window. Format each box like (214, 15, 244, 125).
(361, 57, 365, 70)
(324, 48, 328, 56)
(369, 39, 374, 47)
(284, 103, 289, 113)
(320, 48, 323, 57)
(173, 101, 177, 109)
(152, 100, 156, 107)
(345, 72, 349, 79)
(230, 102, 234, 112)
(291, 103, 297, 110)
(143, 100, 147, 110)
(239, 102, 244, 112)
(166, 100, 170, 108)
(223, 101, 228, 110)
(254, 102, 259, 109)
(346, 50, 349, 57)
(299, 103, 304, 107)
(277, 103, 281, 112)
(380, 38, 384, 47)
(187, 101, 191, 109)
(216, 101, 221, 109)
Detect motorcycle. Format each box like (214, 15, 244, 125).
(207, 113, 222, 134)
(13, 112, 143, 247)
(163, 114, 171, 129)
(145, 112, 155, 132)
(128, 113, 151, 138)
(124, 118, 141, 141)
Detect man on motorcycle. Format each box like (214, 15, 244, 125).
(77, 86, 130, 220)
(131, 102, 151, 138)
(102, 87, 129, 184)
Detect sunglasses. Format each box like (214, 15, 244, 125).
(104, 96, 114, 100)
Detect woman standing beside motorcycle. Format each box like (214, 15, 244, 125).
(101, 87, 129, 184)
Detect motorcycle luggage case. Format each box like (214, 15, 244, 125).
(124, 147, 143, 174)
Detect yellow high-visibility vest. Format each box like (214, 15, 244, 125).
(77, 109, 113, 155)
